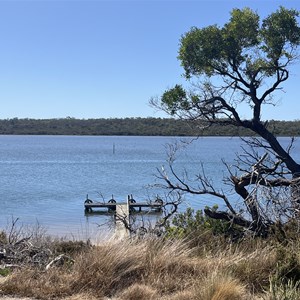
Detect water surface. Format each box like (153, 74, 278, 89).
(0, 135, 298, 240)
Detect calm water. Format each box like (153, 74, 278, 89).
(0, 135, 299, 240)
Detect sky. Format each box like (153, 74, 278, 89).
(0, 0, 300, 120)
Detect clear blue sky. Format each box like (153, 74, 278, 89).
(0, 0, 299, 120)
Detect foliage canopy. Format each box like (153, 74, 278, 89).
(162, 7, 300, 121)
(155, 7, 300, 237)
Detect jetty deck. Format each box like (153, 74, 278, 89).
(84, 195, 163, 213)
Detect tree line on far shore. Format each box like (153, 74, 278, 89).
(0, 117, 299, 136)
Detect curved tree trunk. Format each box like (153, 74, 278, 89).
(244, 120, 300, 175)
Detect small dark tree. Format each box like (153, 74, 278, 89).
(152, 7, 300, 236)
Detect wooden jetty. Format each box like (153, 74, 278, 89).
(84, 195, 163, 239)
(84, 195, 163, 214)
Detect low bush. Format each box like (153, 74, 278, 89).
(164, 206, 243, 241)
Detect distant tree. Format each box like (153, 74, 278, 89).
(152, 7, 300, 236)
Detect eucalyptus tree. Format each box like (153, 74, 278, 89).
(153, 7, 300, 236)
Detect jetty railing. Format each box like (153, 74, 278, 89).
(84, 194, 163, 214)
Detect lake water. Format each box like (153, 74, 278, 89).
(0, 135, 299, 240)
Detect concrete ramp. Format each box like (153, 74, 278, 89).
(113, 203, 130, 239)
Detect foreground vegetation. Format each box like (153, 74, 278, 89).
(0, 117, 299, 136)
(1, 217, 300, 300)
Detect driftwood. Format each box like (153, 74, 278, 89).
(0, 238, 78, 272)
(0, 263, 21, 269)
(0, 240, 53, 269)
(45, 254, 74, 270)
(0, 220, 91, 272)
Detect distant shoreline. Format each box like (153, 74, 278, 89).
(0, 117, 299, 136)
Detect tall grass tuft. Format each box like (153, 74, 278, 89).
(197, 272, 250, 300)
(264, 278, 300, 300)
(69, 239, 146, 297)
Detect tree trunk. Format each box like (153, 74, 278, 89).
(248, 121, 300, 175)
(257, 122, 300, 217)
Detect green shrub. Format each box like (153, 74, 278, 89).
(164, 206, 242, 240)
(52, 240, 91, 256)
(275, 245, 300, 283)
(0, 268, 10, 277)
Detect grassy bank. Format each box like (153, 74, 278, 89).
(1, 224, 300, 300)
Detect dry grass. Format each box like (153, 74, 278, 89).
(115, 283, 158, 300)
(62, 293, 103, 300)
(197, 272, 251, 300)
(203, 243, 277, 291)
(0, 236, 299, 300)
